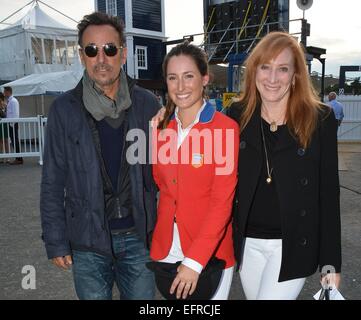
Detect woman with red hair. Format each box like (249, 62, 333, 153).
(227, 31, 341, 299)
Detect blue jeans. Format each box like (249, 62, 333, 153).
(72, 232, 155, 300)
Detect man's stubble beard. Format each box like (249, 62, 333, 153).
(92, 63, 120, 89)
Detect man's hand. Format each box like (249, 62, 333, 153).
(170, 264, 200, 299)
(321, 272, 341, 289)
(151, 107, 166, 128)
(52, 255, 72, 270)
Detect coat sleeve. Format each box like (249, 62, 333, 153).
(185, 119, 240, 266)
(40, 99, 71, 259)
(141, 88, 161, 192)
(318, 109, 342, 273)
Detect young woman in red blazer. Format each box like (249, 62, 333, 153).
(150, 42, 239, 299)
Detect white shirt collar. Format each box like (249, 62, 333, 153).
(174, 100, 206, 149)
(174, 100, 207, 130)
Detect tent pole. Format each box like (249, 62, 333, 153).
(0, 0, 34, 25)
(41, 95, 45, 115)
(37, 0, 79, 24)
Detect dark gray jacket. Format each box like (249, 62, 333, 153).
(40, 79, 160, 259)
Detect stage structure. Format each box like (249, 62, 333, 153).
(202, 0, 290, 91)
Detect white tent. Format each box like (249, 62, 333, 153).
(0, 2, 78, 82)
(0, 69, 83, 96)
(0, 68, 83, 116)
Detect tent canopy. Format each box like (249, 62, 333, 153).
(11, 3, 72, 30)
(0, 2, 78, 81)
(0, 69, 83, 96)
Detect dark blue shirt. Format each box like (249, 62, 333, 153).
(96, 119, 134, 231)
(96, 119, 123, 189)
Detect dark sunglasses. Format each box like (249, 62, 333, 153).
(82, 43, 123, 58)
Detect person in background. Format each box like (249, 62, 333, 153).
(327, 91, 344, 128)
(215, 93, 223, 111)
(150, 41, 239, 299)
(0, 92, 10, 163)
(40, 12, 160, 300)
(226, 31, 341, 300)
(4, 86, 23, 165)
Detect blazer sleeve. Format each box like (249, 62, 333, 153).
(185, 119, 240, 266)
(318, 109, 342, 273)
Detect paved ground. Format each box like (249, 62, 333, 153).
(0, 142, 360, 300)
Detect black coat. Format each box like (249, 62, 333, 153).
(227, 103, 341, 281)
(40, 79, 160, 259)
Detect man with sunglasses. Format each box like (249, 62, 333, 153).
(40, 12, 160, 300)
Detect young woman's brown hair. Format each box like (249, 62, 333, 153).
(158, 41, 209, 130)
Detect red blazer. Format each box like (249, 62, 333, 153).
(150, 103, 239, 268)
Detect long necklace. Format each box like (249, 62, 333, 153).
(261, 106, 285, 132)
(260, 118, 273, 184)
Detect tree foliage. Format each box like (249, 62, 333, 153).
(325, 77, 361, 95)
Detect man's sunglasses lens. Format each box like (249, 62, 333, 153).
(104, 44, 118, 56)
(84, 45, 98, 57)
(84, 44, 119, 57)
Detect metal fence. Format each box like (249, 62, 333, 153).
(0, 96, 360, 166)
(335, 96, 361, 142)
(0, 116, 47, 165)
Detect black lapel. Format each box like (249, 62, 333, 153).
(241, 105, 262, 156)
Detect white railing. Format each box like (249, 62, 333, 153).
(333, 96, 361, 142)
(1, 100, 360, 167)
(0, 116, 47, 165)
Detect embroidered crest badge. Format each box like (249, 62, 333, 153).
(192, 153, 204, 168)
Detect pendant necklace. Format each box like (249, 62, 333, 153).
(260, 118, 273, 184)
(270, 121, 278, 133)
(262, 106, 284, 132)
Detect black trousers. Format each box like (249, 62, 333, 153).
(9, 123, 22, 161)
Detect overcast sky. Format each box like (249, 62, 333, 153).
(1, 0, 360, 78)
